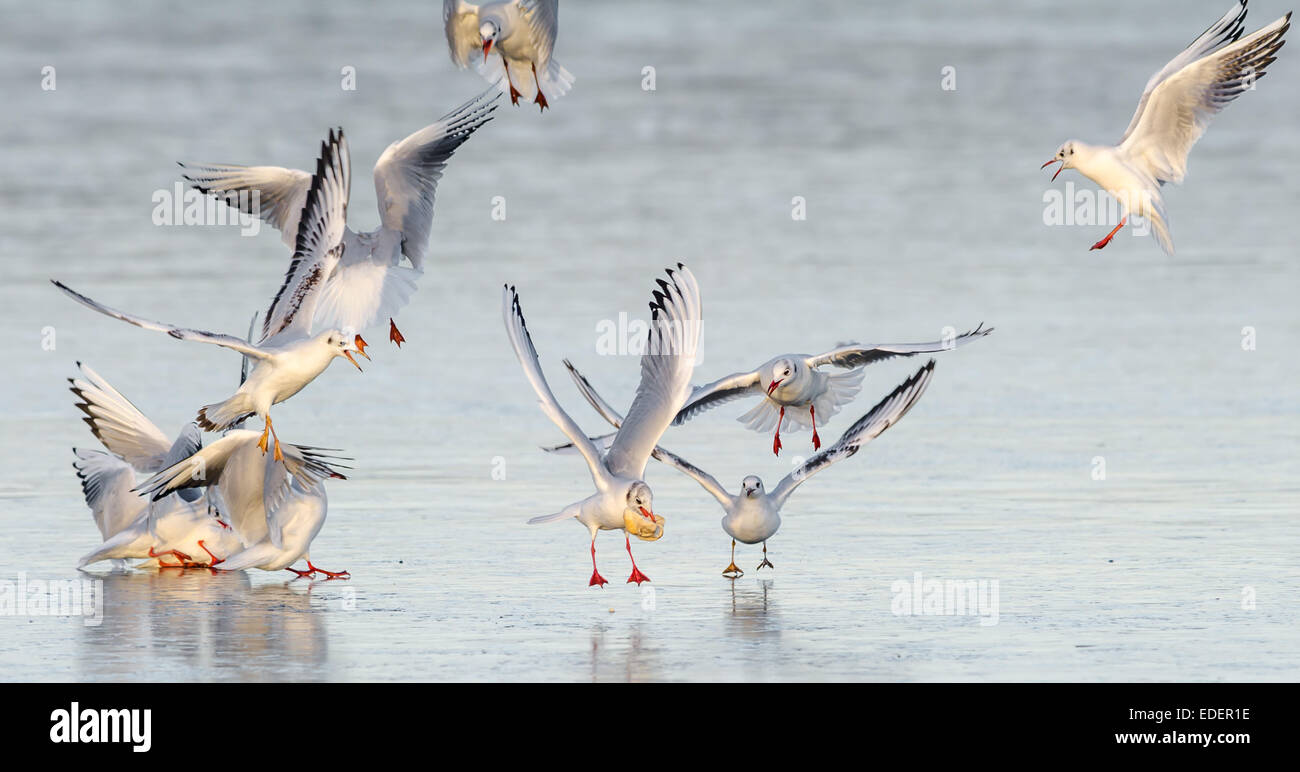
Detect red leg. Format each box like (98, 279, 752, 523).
(810, 405, 822, 451)
(306, 560, 349, 580)
(625, 534, 650, 585)
(1090, 216, 1127, 250)
(148, 546, 191, 564)
(772, 407, 785, 456)
(197, 539, 224, 567)
(531, 62, 549, 112)
(389, 318, 406, 348)
(285, 566, 315, 578)
(588, 540, 608, 588)
(502, 60, 522, 105)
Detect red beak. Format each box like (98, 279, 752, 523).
(767, 379, 782, 396)
(639, 506, 655, 521)
(482, 39, 492, 62)
(1042, 159, 1064, 181)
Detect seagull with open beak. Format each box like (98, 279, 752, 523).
(444, 0, 574, 111)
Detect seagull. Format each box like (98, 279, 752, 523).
(444, 0, 573, 110)
(1043, 1, 1291, 253)
(135, 428, 351, 579)
(179, 90, 497, 348)
(69, 363, 240, 569)
(551, 359, 937, 577)
(503, 264, 702, 587)
(52, 129, 369, 461)
(672, 325, 989, 456)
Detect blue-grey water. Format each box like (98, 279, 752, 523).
(1, 0, 1297, 681)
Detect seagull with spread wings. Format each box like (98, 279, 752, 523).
(53, 128, 368, 462)
(550, 359, 936, 577)
(503, 265, 701, 587)
(444, 0, 573, 110)
(672, 325, 989, 456)
(179, 90, 497, 347)
(1042, 1, 1290, 253)
(69, 363, 240, 569)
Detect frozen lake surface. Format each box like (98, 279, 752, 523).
(1, 0, 1297, 681)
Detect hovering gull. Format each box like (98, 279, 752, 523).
(444, 0, 573, 110)
(1043, 1, 1291, 253)
(52, 129, 369, 461)
(503, 264, 702, 587)
(69, 363, 240, 569)
(673, 325, 988, 456)
(179, 90, 497, 347)
(136, 429, 350, 579)
(550, 359, 937, 576)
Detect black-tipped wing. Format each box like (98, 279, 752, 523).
(770, 360, 936, 508)
(179, 163, 312, 250)
(671, 370, 763, 427)
(807, 323, 991, 369)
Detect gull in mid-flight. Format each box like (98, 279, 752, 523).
(136, 427, 350, 579)
(444, 0, 573, 110)
(551, 360, 936, 577)
(69, 363, 240, 569)
(179, 90, 497, 348)
(503, 264, 701, 587)
(672, 325, 988, 456)
(53, 129, 368, 461)
(1043, 1, 1291, 253)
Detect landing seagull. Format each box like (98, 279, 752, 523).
(70, 363, 240, 569)
(672, 325, 988, 456)
(503, 264, 701, 587)
(179, 90, 497, 348)
(1043, 1, 1291, 253)
(551, 359, 937, 577)
(53, 129, 368, 461)
(445, 0, 573, 110)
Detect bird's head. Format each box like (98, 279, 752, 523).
(1041, 140, 1080, 181)
(740, 475, 765, 498)
(623, 481, 664, 541)
(324, 330, 370, 370)
(480, 20, 499, 61)
(766, 359, 797, 396)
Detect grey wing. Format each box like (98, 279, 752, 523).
(178, 163, 312, 250)
(672, 370, 763, 426)
(563, 358, 732, 507)
(808, 323, 991, 369)
(1119, 1, 1249, 144)
(73, 448, 147, 540)
(52, 281, 271, 361)
(262, 442, 346, 548)
(68, 362, 173, 471)
(604, 264, 704, 481)
(444, 0, 482, 68)
(771, 359, 936, 509)
(502, 284, 609, 485)
(519, 0, 560, 67)
(372, 89, 497, 270)
(260, 128, 350, 344)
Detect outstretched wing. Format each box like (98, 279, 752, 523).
(373, 89, 497, 270)
(68, 362, 173, 471)
(563, 359, 732, 508)
(604, 264, 703, 481)
(1119, 8, 1290, 184)
(770, 360, 935, 509)
(52, 281, 271, 361)
(519, 0, 561, 68)
(444, 0, 483, 68)
(672, 370, 763, 426)
(135, 432, 345, 502)
(808, 323, 991, 369)
(502, 284, 608, 486)
(178, 163, 312, 250)
(260, 128, 351, 344)
(72, 448, 148, 540)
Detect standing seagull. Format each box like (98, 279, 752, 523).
(673, 325, 988, 456)
(552, 360, 936, 577)
(179, 91, 497, 347)
(53, 129, 368, 461)
(69, 363, 240, 569)
(444, 0, 573, 110)
(503, 264, 702, 587)
(1043, 1, 1291, 253)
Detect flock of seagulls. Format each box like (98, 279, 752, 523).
(56, 0, 1290, 586)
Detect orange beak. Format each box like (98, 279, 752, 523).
(354, 334, 370, 360)
(482, 39, 493, 62)
(767, 379, 782, 396)
(344, 351, 363, 371)
(1042, 158, 1064, 181)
